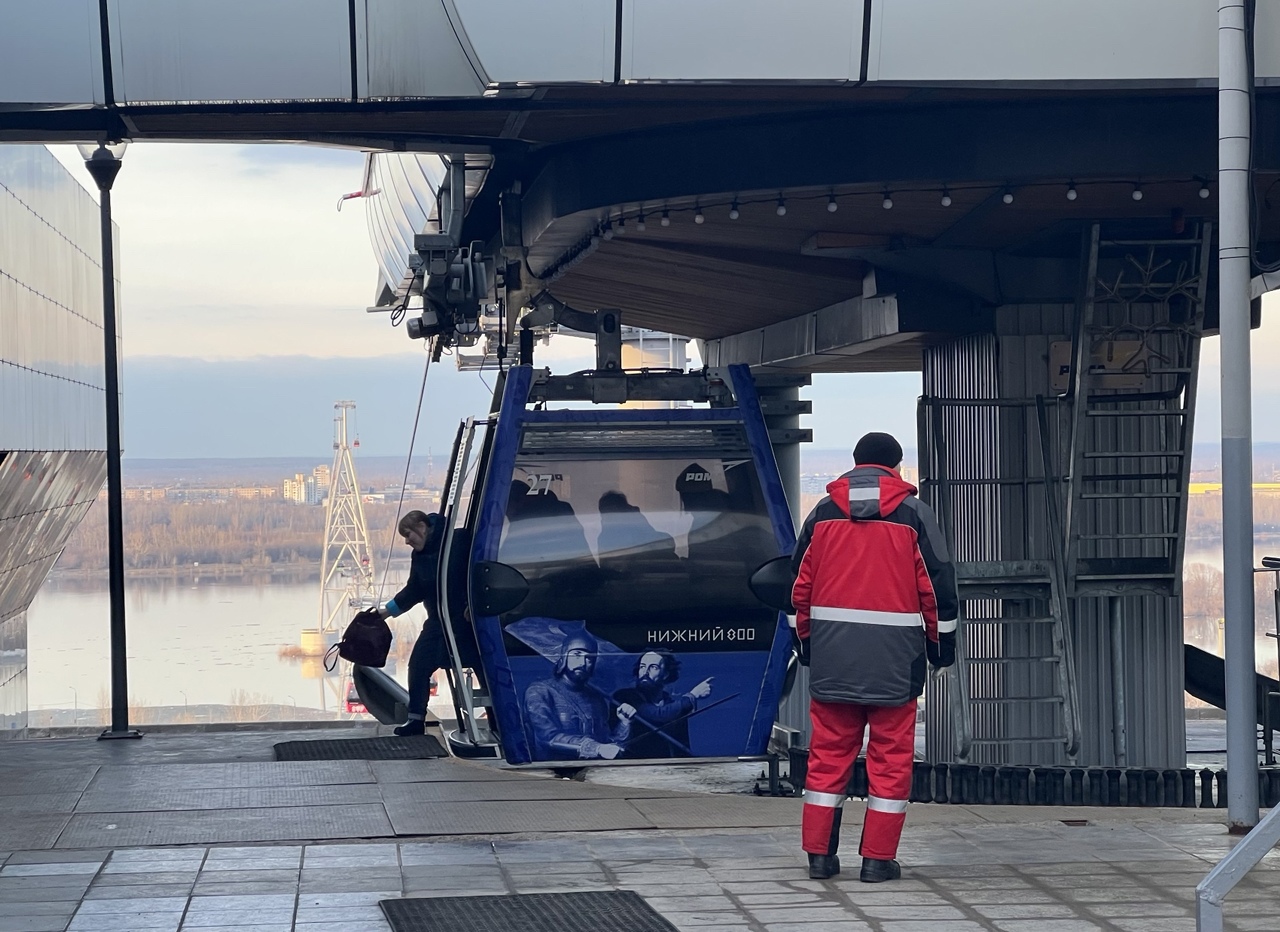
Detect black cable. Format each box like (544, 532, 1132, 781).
(378, 344, 433, 600)
(389, 290, 411, 327)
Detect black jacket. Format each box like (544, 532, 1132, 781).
(388, 539, 441, 621)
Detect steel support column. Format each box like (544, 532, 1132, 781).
(1219, 0, 1259, 829)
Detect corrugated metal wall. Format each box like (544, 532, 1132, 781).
(919, 334, 1003, 762)
(920, 305, 1188, 768)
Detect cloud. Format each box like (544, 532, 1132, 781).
(1194, 293, 1280, 442)
(49, 143, 386, 358)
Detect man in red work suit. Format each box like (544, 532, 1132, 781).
(791, 432, 958, 882)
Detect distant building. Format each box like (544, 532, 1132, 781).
(312, 464, 331, 492)
(1, 146, 113, 735)
(283, 473, 322, 505)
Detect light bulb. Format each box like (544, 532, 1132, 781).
(1199, 184, 1210, 199)
(636, 214, 646, 231)
(602, 224, 614, 241)
(941, 191, 952, 207)
(660, 210, 671, 226)
(694, 208, 705, 224)
(827, 196, 838, 213)
(729, 201, 740, 220)
(1131, 186, 1143, 201)
(775, 197, 787, 217)
(1066, 183, 1078, 201)
(1002, 190, 1014, 205)
(882, 194, 893, 210)
(616, 217, 626, 234)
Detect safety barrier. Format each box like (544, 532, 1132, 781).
(787, 748, 1280, 808)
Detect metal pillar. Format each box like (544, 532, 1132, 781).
(1110, 596, 1127, 768)
(1219, 0, 1259, 829)
(759, 380, 811, 741)
(82, 143, 140, 741)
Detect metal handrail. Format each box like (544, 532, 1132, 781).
(1196, 803, 1280, 931)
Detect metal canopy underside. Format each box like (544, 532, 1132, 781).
(8, 86, 1278, 370)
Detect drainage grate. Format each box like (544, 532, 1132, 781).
(274, 735, 446, 761)
(380, 892, 678, 932)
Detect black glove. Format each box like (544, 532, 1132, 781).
(927, 636, 956, 670)
(795, 635, 811, 667)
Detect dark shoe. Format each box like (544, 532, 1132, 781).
(807, 853, 840, 880)
(394, 720, 426, 737)
(860, 857, 901, 883)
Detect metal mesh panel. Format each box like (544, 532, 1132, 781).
(381, 892, 679, 932)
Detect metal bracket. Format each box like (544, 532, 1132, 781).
(413, 158, 466, 253)
(767, 427, 813, 444)
(758, 397, 812, 417)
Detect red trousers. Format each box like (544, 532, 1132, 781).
(802, 698, 916, 860)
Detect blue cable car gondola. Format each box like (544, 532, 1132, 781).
(433, 361, 797, 765)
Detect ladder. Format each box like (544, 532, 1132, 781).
(952, 559, 1082, 764)
(1061, 223, 1213, 600)
(922, 395, 1082, 765)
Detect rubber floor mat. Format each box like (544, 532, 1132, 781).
(380, 892, 678, 932)
(273, 735, 447, 761)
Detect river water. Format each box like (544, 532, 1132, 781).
(26, 571, 429, 721)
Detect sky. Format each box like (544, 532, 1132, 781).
(47, 143, 1277, 462)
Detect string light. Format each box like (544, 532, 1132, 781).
(544, 179, 1212, 283)
(574, 179, 1209, 250)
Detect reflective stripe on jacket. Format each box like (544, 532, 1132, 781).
(791, 465, 958, 706)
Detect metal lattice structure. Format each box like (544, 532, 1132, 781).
(921, 224, 1212, 769)
(318, 401, 377, 635)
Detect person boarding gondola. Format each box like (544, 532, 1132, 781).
(378, 510, 445, 737)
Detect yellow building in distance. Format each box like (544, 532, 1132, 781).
(1188, 482, 1280, 496)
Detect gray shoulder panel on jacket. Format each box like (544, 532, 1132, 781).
(900, 497, 951, 562)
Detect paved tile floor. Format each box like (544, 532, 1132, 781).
(0, 730, 1275, 931)
(0, 819, 1276, 932)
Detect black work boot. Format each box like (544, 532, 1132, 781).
(859, 857, 901, 883)
(394, 719, 426, 737)
(807, 854, 841, 880)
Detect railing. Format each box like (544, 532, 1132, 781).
(1195, 803, 1280, 931)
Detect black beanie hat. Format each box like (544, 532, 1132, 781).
(853, 432, 903, 468)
